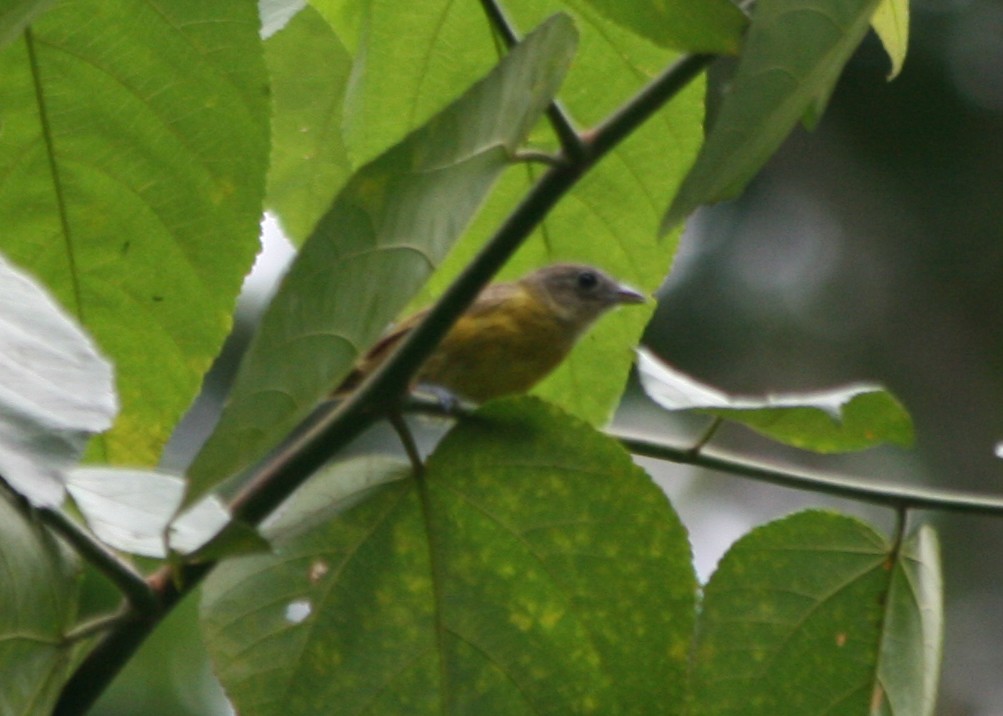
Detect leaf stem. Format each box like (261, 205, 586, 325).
(477, 0, 584, 161)
(686, 417, 724, 457)
(402, 398, 1003, 516)
(389, 411, 425, 477)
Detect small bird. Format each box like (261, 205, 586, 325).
(336, 263, 646, 404)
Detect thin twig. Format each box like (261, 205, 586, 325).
(477, 0, 584, 161)
(686, 418, 724, 457)
(612, 427, 1003, 517)
(585, 53, 714, 158)
(402, 398, 1003, 517)
(389, 411, 425, 477)
(36, 504, 159, 613)
(0, 482, 157, 614)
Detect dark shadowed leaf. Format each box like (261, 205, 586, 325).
(0, 494, 81, 713)
(202, 398, 696, 715)
(185, 15, 578, 506)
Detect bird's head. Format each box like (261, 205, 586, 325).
(523, 263, 646, 329)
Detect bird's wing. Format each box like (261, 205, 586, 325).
(331, 310, 425, 396)
(331, 280, 521, 396)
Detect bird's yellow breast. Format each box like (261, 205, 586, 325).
(417, 286, 578, 402)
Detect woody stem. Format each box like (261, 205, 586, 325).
(54, 48, 712, 714)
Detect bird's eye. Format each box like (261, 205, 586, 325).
(576, 271, 599, 291)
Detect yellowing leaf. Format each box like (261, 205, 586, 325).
(202, 399, 696, 715)
(871, 0, 910, 79)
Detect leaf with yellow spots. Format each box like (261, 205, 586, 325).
(689, 510, 943, 716)
(201, 398, 696, 715)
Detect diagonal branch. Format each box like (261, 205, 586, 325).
(477, 0, 584, 161)
(55, 45, 714, 716)
(0, 482, 156, 614)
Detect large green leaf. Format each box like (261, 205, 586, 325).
(0, 494, 81, 715)
(264, 4, 353, 245)
(202, 398, 696, 715)
(637, 347, 915, 452)
(317, 0, 499, 168)
(664, 0, 881, 229)
(689, 511, 943, 715)
(0, 0, 269, 464)
(409, 0, 705, 425)
(186, 15, 578, 505)
(579, 0, 747, 54)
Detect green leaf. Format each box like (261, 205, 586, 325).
(875, 525, 942, 716)
(65, 467, 229, 557)
(871, 0, 909, 79)
(637, 348, 914, 452)
(324, 0, 500, 167)
(0, 0, 56, 48)
(202, 398, 696, 715)
(0, 494, 81, 714)
(185, 15, 578, 505)
(664, 0, 881, 230)
(0, 0, 269, 464)
(264, 4, 354, 244)
(308, 0, 366, 53)
(182, 518, 271, 564)
(578, 0, 747, 54)
(689, 510, 943, 716)
(412, 0, 706, 425)
(0, 253, 116, 506)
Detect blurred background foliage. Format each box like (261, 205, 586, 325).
(92, 1, 1002, 713)
(643, 2, 1003, 713)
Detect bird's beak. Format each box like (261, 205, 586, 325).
(615, 284, 647, 304)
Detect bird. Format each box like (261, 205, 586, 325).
(335, 263, 646, 404)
